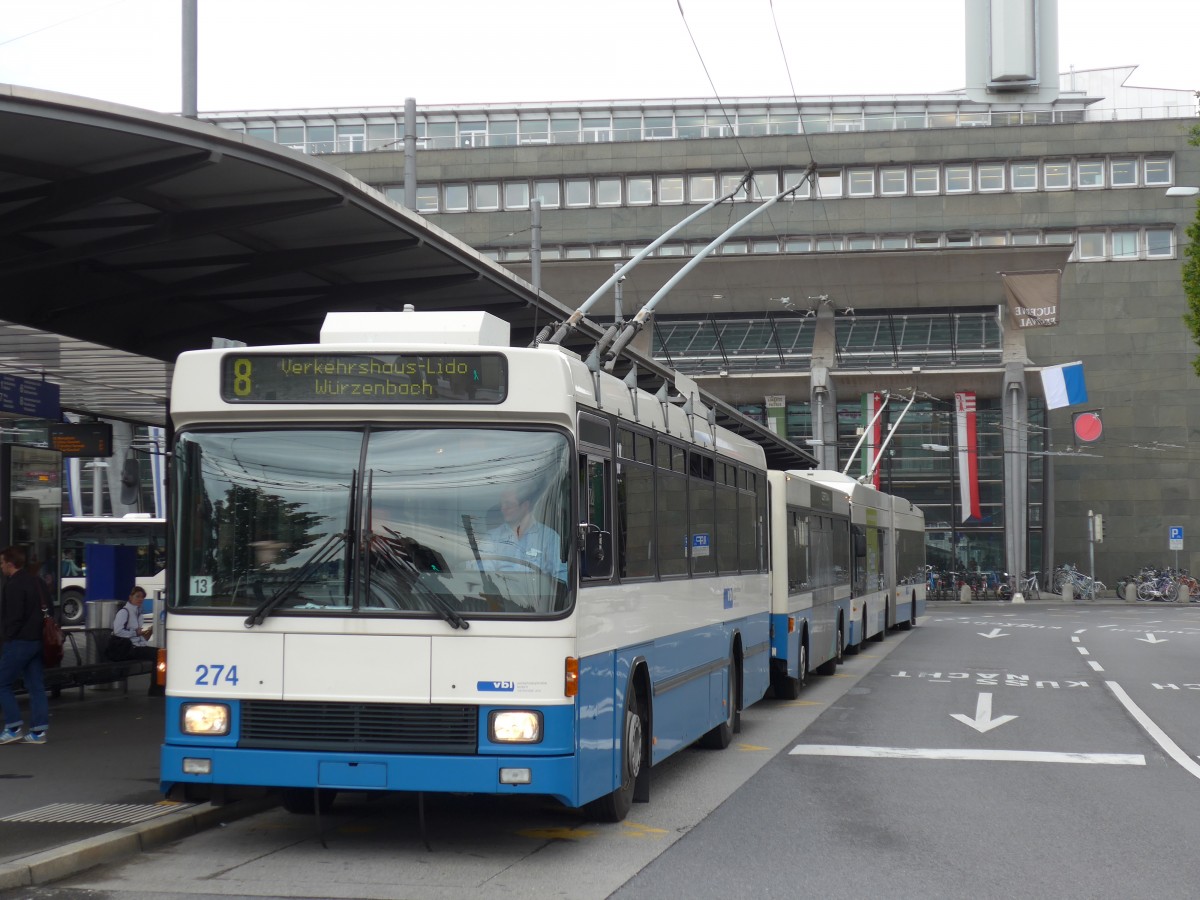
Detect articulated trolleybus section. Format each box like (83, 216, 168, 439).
(764, 471, 925, 702)
(161, 308, 777, 821)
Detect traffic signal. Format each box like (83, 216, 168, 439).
(1072, 409, 1103, 445)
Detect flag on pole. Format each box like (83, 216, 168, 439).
(1040, 362, 1088, 410)
(861, 392, 882, 490)
(955, 392, 981, 523)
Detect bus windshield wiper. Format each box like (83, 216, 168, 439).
(371, 525, 469, 630)
(244, 529, 350, 628)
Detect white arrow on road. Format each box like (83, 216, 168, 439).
(951, 693, 1018, 733)
(1137, 634, 1167, 644)
(977, 628, 1008, 639)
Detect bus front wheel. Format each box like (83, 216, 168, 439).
(585, 686, 644, 822)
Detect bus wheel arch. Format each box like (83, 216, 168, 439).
(772, 625, 807, 700)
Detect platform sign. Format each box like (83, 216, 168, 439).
(1169, 526, 1184, 552)
(0, 373, 59, 419)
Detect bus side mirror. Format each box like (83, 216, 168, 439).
(578, 524, 613, 578)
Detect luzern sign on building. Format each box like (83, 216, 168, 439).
(0, 372, 60, 419)
(1001, 270, 1062, 328)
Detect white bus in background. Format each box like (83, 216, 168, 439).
(59, 514, 167, 626)
(765, 470, 925, 700)
(796, 471, 926, 649)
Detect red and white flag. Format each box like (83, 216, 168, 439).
(861, 392, 883, 490)
(955, 392, 981, 522)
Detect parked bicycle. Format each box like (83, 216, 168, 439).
(998, 571, 1041, 601)
(1051, 562, 1106, 599)
(1116, 566, 1197, 602)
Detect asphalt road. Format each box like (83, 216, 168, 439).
(6, 600, 1200, 899)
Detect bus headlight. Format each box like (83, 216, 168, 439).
(182, 703, 230, 736)
(489, 710, 542, 743)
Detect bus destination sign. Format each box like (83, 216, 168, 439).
(219, 353, 508, 404)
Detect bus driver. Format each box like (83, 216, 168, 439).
(478, 486, 567, 584)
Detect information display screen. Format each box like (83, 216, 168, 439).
(219, 353, 508, 404)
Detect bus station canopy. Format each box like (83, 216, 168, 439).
(0, 84, 1063, 468)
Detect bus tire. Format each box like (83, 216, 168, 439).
(585, 685, 645, 822)
(699, 652, 738, 750)
(900, 593, 916, 630)
(281, 788, 337, 815)
(60, 589, 85, 627)
(816, 621, 843, 676)
(772, 635, 807, 700)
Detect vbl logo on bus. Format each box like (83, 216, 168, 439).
(477, 680, 516, 692)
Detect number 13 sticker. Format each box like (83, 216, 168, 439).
(191, 576, 212, 597)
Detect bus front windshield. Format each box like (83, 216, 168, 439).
(173, 428, 573, 619)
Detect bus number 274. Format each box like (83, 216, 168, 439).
(194, 664, 239, 686)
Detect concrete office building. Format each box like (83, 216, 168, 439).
(201, 27, 1200, 589)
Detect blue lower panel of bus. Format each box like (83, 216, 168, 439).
(770, 611, 817, 681)
(161, 699, 580, 806)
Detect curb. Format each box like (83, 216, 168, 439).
(0, 795, 277, 891)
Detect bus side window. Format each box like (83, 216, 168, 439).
(580, 455, 612, 579)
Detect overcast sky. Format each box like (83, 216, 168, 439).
(0, 0, 1195, 113)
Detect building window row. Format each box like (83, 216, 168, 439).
(483, 226, 1175, 264)
(217, 106, 1102, 154)
(385, 154, 1173, 215)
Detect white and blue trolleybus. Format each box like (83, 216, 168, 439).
(763, 471, 925, 699)
(160, 308, 777, 820)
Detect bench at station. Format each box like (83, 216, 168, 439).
(25, 628, 157, 699)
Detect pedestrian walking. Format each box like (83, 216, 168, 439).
(0, 545, 49, 744)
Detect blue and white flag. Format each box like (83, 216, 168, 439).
(1041, 362, 1088, 410)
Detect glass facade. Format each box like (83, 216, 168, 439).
(651, 311, 1003, 375)
(735, 397, 1046, 578)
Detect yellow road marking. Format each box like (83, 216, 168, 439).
(622, 821, 668, 837)
(737, 743, 770, 751)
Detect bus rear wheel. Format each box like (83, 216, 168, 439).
(872, 603, 886, 641)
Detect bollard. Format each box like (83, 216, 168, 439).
(1012, 592, 1025, 604)
(1124, 582, 1137, 603)
(1062, 583, 1073, 603)
(959, 583, 972, 604)
(1179, 583, 1189, 604)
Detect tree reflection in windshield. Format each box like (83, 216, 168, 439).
(175, 427, 572, 618)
